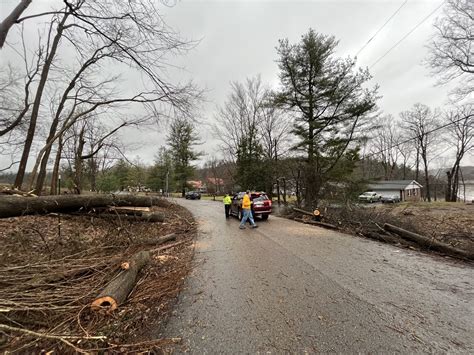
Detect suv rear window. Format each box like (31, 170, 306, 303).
(251, 193, 268, 201)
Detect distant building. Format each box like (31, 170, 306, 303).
(206, 177, 224, 193)
(187, 180, 205, 192)
(367, 180, 423, 202)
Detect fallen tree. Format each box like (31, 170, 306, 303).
(91, 250, 151, 312)
(139, 233, 176, 246)
(384, 223, 474, 260)
(0, 194, 170, 218)
(92, 212, 165, 223)
(294, 217, 338, 230)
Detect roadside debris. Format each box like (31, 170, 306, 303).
(0, 195, 196, 353)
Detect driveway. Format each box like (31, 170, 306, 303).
(159, 199, 473, 353)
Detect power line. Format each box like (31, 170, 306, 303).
(369, 0, 445, 69)
(365, 110, 472, 159)
(355, 0, 409, 58)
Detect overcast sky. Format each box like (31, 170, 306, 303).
(1, 0, 471, 170)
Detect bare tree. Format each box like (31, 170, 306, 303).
(396, 139, 415, 180)
(370, 114, 401, 180)
(0, 26, 43, 137)
(29, 41, 122, 193)
(0, 0, 32, 48)
(444, 104, 474, 201)
(7, 0, 200, 190)
(400, 103, 441, 202)
(214, 76, 266, 161)
(427, 0, 473, 101)
(259, 102, 292, 161)
(13, 9, 72, 189)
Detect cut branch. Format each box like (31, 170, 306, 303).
(91, 250, 151, 312)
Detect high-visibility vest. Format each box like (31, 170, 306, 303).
(223, 195, 232, 205)
(242, 194, 251, 209)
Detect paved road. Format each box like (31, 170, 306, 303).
(160, 199, 474, 353)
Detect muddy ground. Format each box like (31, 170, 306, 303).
(0, 200, 196, 353)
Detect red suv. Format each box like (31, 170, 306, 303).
(230, 192, 272, 221)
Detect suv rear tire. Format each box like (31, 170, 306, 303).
(238, 208, 243, 220)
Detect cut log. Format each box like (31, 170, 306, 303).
(109, 206, 151, 214)
(0, 194, 170, 218)
(91, 250, 151, 312)
(294, 217, 338, 230)
(292, 207, 315, 216)
(383, 223, 473, 260)
(0, 187, 37, 197)
(94, 212, 165, 223)
(139, 233, 176, 246)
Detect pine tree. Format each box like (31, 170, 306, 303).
(167, 118, 201, 196)
(275, 29, 378, 207)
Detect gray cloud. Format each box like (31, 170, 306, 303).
(1, 0, 471, 171)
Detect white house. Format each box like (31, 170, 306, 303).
(367, 180, 423, 202)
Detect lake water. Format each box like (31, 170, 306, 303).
(458, 181, 474, 202)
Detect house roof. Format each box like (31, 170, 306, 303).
(187, 180, 203, 188)
(368, 180, 423, 190)
(207, 177, 224, 185)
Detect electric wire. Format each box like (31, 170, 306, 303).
(369, 0, 446, 69)
(364, 109, 472, 159)
(355, 0, 409, 57)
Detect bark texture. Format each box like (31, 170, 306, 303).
(384, 223, 473, 260)
(91, 250, 151, 312)
(0, 194, 170, 218)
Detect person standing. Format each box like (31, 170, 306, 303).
(239, 191, 258, 229)
(223, 193, 232, 218)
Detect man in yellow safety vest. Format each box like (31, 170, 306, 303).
(223, 193, 232, 218)
(239, 191, 258, 229)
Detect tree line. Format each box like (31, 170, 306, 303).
(1, 0, 472, 207)
(210, 0, 472, 207)
(1, 0, 200, 194)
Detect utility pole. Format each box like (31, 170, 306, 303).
(275, 139, 280, 206)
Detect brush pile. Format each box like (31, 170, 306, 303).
(0, 198, 196, 353)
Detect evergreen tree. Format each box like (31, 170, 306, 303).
(275, 29, 378, 208)
(235, 135, 266, 191)
(167, 118, 201, 196)
(147, 147, 174, 193)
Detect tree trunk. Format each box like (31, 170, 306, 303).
(73, 127, 86, 194)
(0, 194, 171, 218)
(446, 171, 452, 202)
(91, 251, 150, 312)
(0, 0, 32, 48)
(91, 212, 165, 223)
(50, 138, 63, 195)
(89, 157, 97, 192)
(384, 223, 473, 260)
(422, 150, 431, 202)
(14, 13, 69, 189)
(415, 146, 420, 182)
(294, 217, 337, 230)
(138, 233, 176, 246)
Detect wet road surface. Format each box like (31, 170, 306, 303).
(160, 199, 474, 353)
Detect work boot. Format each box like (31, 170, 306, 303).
(251, 225, 258, 228)
(239, 225, 246, 229)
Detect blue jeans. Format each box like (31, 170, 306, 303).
(240, 209, 255, 227)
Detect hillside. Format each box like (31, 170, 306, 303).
(430, 166, 474, 181)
